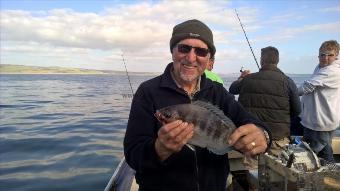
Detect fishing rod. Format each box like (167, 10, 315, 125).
(121, 53, 134, 97)
(234, 9, 260, 70)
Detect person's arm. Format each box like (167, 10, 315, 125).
(228, 80, 241, 94)
(298, 64, 340, 95)
(155, 120, 194, 161)
(221, 89, 271, 155)
(287, 77, 301, 117)
(124, 84, 165, 171)
(229, 70, 250, 94)
(124, 83, 195, 171)
(228, 124, 270, 156)
(298, 81, 315, 96)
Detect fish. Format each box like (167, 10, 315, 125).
(154, 101, 237, 155)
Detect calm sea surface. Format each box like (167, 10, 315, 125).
(0, 74, 310, 191)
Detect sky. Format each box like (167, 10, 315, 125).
(1, 0, 340, 74)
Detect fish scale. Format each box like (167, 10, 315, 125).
(154, 101, 237, 155)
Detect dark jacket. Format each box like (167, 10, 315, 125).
(229, 65, 301, 139)
(124, 63, 270, 191)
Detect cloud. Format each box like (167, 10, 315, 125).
(256, 21, 340, 43)
(1, 1, 339, 73)
(318, 5, 340, 13)
(263, 13, 305, 25)
(1, 1, 236, 51)
(1, 1, 249, 72)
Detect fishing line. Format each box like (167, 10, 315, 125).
(121, 53, 134, 97)
(235, 9, 260, 70)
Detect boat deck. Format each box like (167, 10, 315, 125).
(106, 138, 340, 191)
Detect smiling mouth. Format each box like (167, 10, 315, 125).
(182, 64, 197, 69)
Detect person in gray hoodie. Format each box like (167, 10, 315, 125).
(299, 40, 340, 162)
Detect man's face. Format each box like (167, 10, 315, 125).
(172, 38, 210, 84)
(319, 49, 338, 68)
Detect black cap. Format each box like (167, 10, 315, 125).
(170, 19, 215, 57)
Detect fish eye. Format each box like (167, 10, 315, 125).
(164, 112, 172, 118)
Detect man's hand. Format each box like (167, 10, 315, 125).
(155, 120, 194, 161)
(228, 124, 268, 156)
(239, 70, 251, 79)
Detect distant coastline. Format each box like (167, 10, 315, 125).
(0, 64, 159, 76)
(0, 64, 310, 77)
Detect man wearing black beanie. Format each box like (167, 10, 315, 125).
(124, 19, 271, 191)
(170, 19, 216, 57)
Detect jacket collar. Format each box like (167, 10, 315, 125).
(260, 64, 283, 74)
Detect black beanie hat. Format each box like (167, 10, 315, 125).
(170, 19, 216, 57)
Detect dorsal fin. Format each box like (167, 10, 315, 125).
(192, 101, 236, 128)
(192, 101, 225, 119)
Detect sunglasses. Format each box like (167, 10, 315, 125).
(319, 53, 335, 57)
(177, 44, 210, 57)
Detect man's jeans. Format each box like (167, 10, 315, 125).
(303, 128, 335, 163)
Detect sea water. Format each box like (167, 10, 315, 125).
(0, 74, 310, 191)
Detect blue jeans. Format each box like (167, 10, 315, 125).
(303, 128, 335, 163)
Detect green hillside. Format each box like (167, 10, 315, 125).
(0, 64, 111, 74)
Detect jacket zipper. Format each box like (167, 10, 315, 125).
(186, 144, 200, 191)
(193, 148, 200, 191)
(186, 92, 200, 191)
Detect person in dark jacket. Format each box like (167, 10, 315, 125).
(229, 46, 301, 157)
(124, 19, 271, 191)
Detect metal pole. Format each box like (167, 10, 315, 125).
(235, 9, 260, 70)
(121, 53, 134, 96)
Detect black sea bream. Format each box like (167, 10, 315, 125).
(154, 101, 237, 155)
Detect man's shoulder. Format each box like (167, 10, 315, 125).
(321, 61, 340, 74)
(138, 75, 162, 89)
(284, 75, 295, 83)
(242, 71, 261, 80)
(257, 69, 292, 81)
